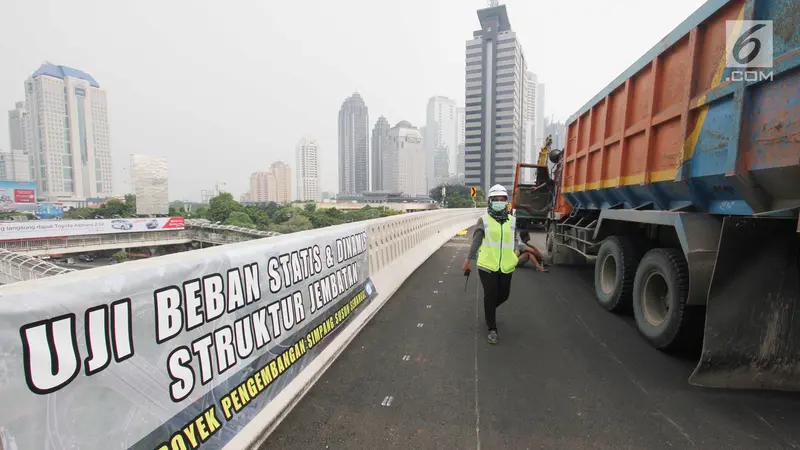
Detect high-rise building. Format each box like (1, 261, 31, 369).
(8, 101, 35, 181)
(0, 149, 33, 182)
(384, 121, 426, 197)
(270, 161, 292, 204)
(545, 118, 567, 151)
(130, 154, 168, 215)
(425, 96, 462, 188)
(523, 71, 537, 165)
(371, 116, 390, 191)
(296, 137, 320, 201)
(248, 172, 272, 202)
(464, 5, 527, 192)
(338, 93, 369, 195)
(535, 83, 546, 150)
(8, 102, 30, 152)
(24, 64, 113, 201)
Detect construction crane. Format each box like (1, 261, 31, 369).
(537, 135, 553, 166)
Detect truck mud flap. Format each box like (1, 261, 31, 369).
(689, 217, 800, 391)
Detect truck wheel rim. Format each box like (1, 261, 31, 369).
(642, 270, 669, 327)
(600, 254, 617, 295)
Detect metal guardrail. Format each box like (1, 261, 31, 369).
(0, 248, 76, 284)
(0, 221, 283, 255)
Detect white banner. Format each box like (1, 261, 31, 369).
(0, 222, 374, 450)
(0, 217, 185, 241)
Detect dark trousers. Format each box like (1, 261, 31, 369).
(478, 269, 513, 331)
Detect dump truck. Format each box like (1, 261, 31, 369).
(547, 0, 800, 391)
(512, 136, 557, 230)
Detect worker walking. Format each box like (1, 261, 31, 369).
(463, 184, 520, 344)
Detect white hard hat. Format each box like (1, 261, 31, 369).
(487, 184, 508, 199)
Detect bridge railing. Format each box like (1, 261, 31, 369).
(0, 248, 75, 284)
(0, 226, 279, 256)
(0, 208, 481, 450)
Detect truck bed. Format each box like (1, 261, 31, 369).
(556, 0, 800, 218)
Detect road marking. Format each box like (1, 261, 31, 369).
(417, 323, 424, 328)
(426, 305, 432, 308)
(402, 355, 410, 361)
(474, 271, 482, 450)
(433, 290, 438, 294)
(381, 396, 394, 406)
(439, 280, 443, 283)
(748, 408, 800, 448)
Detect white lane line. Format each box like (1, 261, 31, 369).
(381, 396, 394, 406)
(426, 305, 432, 309)
(474, 268, 482, 450)
(434, 290, 439, 294)
(417, 323, 424, 328)
(402, 355, 410, 361)
(439, 280, 443, 283)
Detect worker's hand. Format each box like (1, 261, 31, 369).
(463, 259, 471, 275)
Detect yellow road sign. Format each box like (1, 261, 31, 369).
(469, 187, 477, 198)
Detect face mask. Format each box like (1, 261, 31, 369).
(490, 201, 507, 212)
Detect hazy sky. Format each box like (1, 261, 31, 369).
(1, 0, 707, 201)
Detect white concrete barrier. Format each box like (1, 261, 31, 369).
(224, 208, 482, 449)
(0, 208, 481, 450)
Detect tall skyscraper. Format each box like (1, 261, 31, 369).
(8, 102, 30, 152)
(7, 101, 34, 180)
(545, 118, 567, 150)
(371, 116, 390, 191)
(535, 83, 546, 150)
(270, 161, 292, 204)
(25, 64, 113, 201)
(523, 71, 537, 165)
(130, 154, 168, 215)
(338, 93, 369, 195)
(296, 137, 320, 201)
(248, 172, 272, 202)
(383, 121, 426, 197)
(425, 96, 462, 188)
(464, 4, 527, 192)
(0, 150, 33, 182)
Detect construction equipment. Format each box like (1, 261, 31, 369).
(547, 0, 800, 391)
(511, 136, 556, 230)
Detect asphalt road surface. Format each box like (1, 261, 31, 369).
(262, 231, 800, 449)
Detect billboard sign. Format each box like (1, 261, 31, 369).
(0, 217, 185, 241)
(0, 181, 37, 212)
(0, 223, 374, 450)
(36, 203, 64, 219)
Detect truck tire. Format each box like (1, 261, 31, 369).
(594, 236, 642, 313)
(632, 248, 701, 350)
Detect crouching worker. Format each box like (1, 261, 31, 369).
(516, 231, 548, 272)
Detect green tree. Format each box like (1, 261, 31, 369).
(304, 202, 317, 213)
(270, 214, 313, 234)
(112, 251, 129, 263)
(429, 183, 483, 208)
(224, 211, 256, 228)
(208, 193, 241, 223)
(243, 205, 270, 229)
(124, 194, 137, 215)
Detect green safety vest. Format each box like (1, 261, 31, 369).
(477, 213, 518, 274)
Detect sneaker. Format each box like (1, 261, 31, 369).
(487, 330, 498, 344)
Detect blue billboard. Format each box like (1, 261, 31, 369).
(0, 181, 37, 213)
(36, 202, 64, 219)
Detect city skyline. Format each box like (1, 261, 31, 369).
(0, 0, 709, 201)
